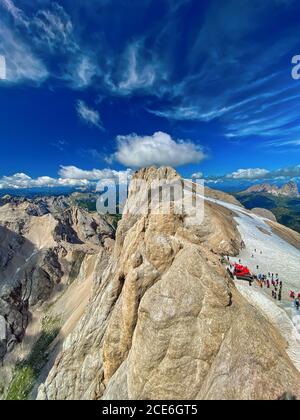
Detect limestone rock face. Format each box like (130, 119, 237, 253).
(37, 167, 300, 400)
(280, 181, 299, 197)
(245, 181, 299, 197)
(0, 197, 115, 366)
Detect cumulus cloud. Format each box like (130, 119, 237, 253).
(209, 165, 300, 183)
(76, 100, 104, 130)
(111, 131, 205, 168)
(0, 173, 89, 189)
(272, 165, 300, 178)
(226, 168, 270, 180)
(0, 167, 132, 189)
(59, 166, 131, 182)
(192, 172, 203, 179)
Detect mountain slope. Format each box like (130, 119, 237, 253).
(0, 197, 115, 399)
(37, 167, 300, 400)
(235, 192, 300, 233)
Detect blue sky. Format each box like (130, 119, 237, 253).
(0, 0, 300, 190)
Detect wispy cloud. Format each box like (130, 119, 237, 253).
(0, 23, 48, 83)
(76, 100, 104, 130)
(31, 2, 78, 53)
(1, 0, 29, 26)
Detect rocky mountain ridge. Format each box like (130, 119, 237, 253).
(244, 180, 299, 197)
(34, 167, 300, 400)
(0, 195, 115, 397)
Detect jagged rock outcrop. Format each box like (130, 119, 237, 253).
(0, 197, 115, 371)
(37, 167, 300, 400)
(245, 181, 299, 197)
(280, 181, 299, 197)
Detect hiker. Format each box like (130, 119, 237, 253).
(295, 299, 300, 311)
(290, 291, 295, 300)
(266, 280, 270, 289)
(278, 292, 282, 302)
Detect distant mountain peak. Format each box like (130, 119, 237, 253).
(244, 180, 299, 197)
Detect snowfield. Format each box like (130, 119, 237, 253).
(201, 194, 300, 290)
(199, 190, 300, 371)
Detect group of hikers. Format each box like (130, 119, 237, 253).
(289, 291, 300, 311)
(256, 273, 283, 301)
(226, 243, 300, 310)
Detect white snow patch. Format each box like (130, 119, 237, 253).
(237, 281, 300, 371)
(185, 183, 300, 370)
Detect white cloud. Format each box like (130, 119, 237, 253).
(272, 165, 300, 178)
(0, 0, 29, 26)
(31, 2, 77, 53)
(104, 41, 166, 96)
(0, 173, 88, 189)
(76, 100, 103, 130)
(111, 131, 205, 168)
(59, 166, 132, 183)
(226, 168, 270, 180)
(0, 1, 78, 84)
(117, 42, 156, 93)
(0, 24, 48, 83)
(192, 172, 203, 179)
(74, 55, 98, 88)
(0, 167, 132, 189)
(0, 55, 6, 80)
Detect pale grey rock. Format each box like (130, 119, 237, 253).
(37, 167, 300, 401)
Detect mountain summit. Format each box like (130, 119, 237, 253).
(35, 167, 300, 400)
(244, 180, 299, 197)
